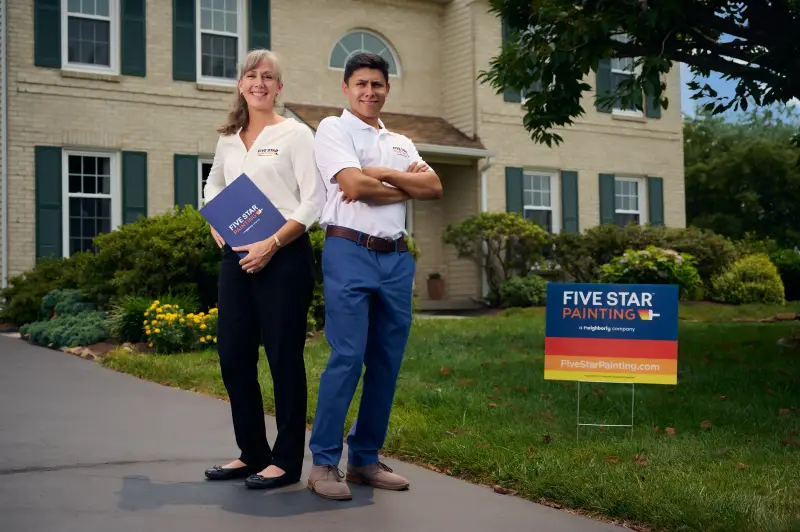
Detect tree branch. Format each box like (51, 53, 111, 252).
(669, 48, 784, 88)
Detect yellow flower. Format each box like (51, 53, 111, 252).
(154, 328, 161, 334)
(200, 324, 207, 330)
(206, 335, 212, 340)
(200, 337, 206, 343)
(154, 300, 160, 305)
(213, 337, 217, 343)
(180, 318, 185, 324)
(143, 311, 149, 317)
(148, 343, 153, 347)
(151, 320, 157, 325)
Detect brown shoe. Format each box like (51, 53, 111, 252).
(346, 462, 410, 490)
(307, 465, 352, 500)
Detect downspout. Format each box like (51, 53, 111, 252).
(478, 156, 494, 298)
(1, 0, 8, 288)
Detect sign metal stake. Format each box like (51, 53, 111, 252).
(576, 381, 635, 441)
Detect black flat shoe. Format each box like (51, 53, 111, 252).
(244, 472, 301, 490)
(204, 464, 257, 481)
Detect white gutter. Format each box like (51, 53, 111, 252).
(477, 156, 494, 299)
(416, 143, 493, 159)
(1, 0, 8, 288)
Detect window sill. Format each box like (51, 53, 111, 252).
(196, 82, 236, 93)
(611, 111, 646, 123)
(61, 69, 121, 83)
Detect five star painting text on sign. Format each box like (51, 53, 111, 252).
(544, 284, 679, 385)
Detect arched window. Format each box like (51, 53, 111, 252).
(329, 30, 400, 76)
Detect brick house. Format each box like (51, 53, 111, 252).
(0, 0, 684, 310)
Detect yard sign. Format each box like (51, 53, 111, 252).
(544, 283, 679, 385)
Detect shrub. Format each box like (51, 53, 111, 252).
(19, 288, 107, 348)
(769, 249, 800, 301)
(733, 233, 780, 258)
(20, 311, 108, 349)
(499, 275, 548, 308)
(551, 224, 736, 286)
(86, 206, 221, 309)
(143, 300, 218, 354)
(599, 246, 703, 300)
(710, 254, 786, 305)
(41, 289, 97, 318)
(442, 212, 551, 305)
(107, 293, 201, 343)
(0, 252, 94, 326)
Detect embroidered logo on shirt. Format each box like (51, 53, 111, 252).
(257, 148, 279, 157)
(392, 146, 409, 157)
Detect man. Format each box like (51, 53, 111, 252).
(308, 52, 443, 501)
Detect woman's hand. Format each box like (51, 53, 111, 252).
(210, 226, 225, 248)
(232, 238, 277, 274)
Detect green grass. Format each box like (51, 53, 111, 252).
(102, 304, 800, 532)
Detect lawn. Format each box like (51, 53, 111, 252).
(102, 303, 800, 532)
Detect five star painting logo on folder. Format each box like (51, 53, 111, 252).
(544, 283, 679, 385)
(199, 173, 286, 259)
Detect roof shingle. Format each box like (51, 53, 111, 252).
(284, 103, 486, 151)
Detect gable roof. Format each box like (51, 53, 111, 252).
(284, 102, 487, 152)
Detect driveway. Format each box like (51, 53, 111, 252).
(0, 335, 626, 531)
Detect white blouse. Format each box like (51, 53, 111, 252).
(203, 118, 325, 230)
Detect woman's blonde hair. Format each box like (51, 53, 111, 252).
(217, 49, 283, 135)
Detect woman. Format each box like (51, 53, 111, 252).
(202, 49, 324, 490)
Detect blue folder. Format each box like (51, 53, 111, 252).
(200, 173, 286, 258)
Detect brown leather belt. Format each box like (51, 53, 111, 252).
(326, 225, 408, 253)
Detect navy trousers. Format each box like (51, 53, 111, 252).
(309, 234, 415, 467)
(217, 234, 315, 476)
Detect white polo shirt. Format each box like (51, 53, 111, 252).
(203, 118, 325, 229)
(314, 109, 428, 240)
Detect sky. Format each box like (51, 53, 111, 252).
(679, 63, 798, 120)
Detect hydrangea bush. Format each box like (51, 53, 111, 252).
(600, 245, 703, 299)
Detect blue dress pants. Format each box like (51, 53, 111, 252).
(309, 235, 415, 467)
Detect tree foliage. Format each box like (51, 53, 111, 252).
(481, 0, 800, 145)
(685, 107, 800, 249)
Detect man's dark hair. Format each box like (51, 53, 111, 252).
(343, 52, 389, 84)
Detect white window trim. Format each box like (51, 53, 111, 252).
(196, 0, 247, 87)
(328, 29, 402, 77)
(198, 157, 213, 207)
(62, 149, 122, 258)
(614, 176, 648, 224)
(609, 33, 643, 117)
(522, 169, 561, 234)
(61, 0, 120, 75)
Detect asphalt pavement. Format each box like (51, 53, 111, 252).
(0, 335, 626, 532)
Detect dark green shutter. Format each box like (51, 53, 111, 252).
(122, 151, 148, 223)
(501, 19, 521, 103)
(249, 0, 271, 50)
(595, 58, 612, 113)
(560, 171, 579, 233)
(645, 85, 662, 119)
(174, 154, 199, 209)
(34, 0, 61, 68)
(121, 0, 147, 76)
(35, 147, 63, 260)
(647, 176, 664, 226)
(599, 173, 615, 225)
(505, 167, 524, 214)
(173, 0, 196, 81)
